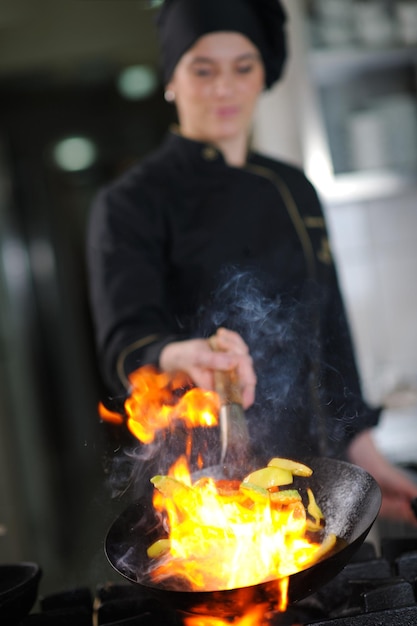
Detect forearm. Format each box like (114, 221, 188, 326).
(347, 429, 417, 526)
(347, 429, 395, 480)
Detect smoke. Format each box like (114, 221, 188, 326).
(194, 268, 325, 460)
(103, 426, 195, 502)
(206, 270, 316, 398)
(105, 266, 369, 501)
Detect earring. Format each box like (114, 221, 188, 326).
(164, 89, 176, 103)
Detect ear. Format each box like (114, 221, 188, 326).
(165, 79, 174, 91)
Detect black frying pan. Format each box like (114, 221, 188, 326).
(105, 457, 381, 615)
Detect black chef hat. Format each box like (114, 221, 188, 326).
(156, 0, 287, 89)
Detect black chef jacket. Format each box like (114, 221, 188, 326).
(87, 130, 380, 460)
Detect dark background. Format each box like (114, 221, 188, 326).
(0, 0, 176, 592)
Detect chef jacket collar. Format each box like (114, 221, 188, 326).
(167, 126, 252, 168)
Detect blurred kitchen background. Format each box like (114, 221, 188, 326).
(0, 0, 416, 594)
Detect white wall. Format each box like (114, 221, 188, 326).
(325, 192, 417, 407)
(252, 0, 304, 167)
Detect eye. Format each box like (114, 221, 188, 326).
(191, 65, 214, 78)
(236, 64, 255, 74)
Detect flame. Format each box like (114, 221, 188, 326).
(98, 403, 124, 425)
(149, 457, 334, 614)
(183, 604, 268, 626)
(99, 365, 336, 621)
(98, 365, 219, 443)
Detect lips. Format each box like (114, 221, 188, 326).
(215, 105, 240, 118)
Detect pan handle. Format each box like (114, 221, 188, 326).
(212, 366, 242, 406)
(208, 335, 250, 466)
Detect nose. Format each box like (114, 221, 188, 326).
(213, 71, 234, 98)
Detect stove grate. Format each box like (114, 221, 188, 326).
(15, 536, 417, 626)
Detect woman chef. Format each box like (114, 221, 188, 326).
(87, 0, 417, 525)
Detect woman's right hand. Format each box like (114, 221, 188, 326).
(159, 327, 256, 409)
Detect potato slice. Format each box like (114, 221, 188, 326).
(147, 538, 170, 559)
(242, 466, 293, 489)
(307, 487, 324, 523)
(310, 533, 337, 562)
(150, 475, 192, 497)
(267, 457, 313, 477)
(239, 481, 270, 502)
(306, 518, 324, 532)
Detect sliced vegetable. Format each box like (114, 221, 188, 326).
(242, 466, 293, 490)
(307, 487, 324, 525)
(148, 458, 333, 576)
(214, 479, 241, 497)
(306, 518, 323, 532)
(147, 538, 171, 559)
(268, 457, 313, 477)
(309, 533, 337, 562)
(270, 489, 302, 505)
(150, 475, 192, 497)
(239, 481, 270, 502)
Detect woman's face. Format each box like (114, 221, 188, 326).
(167, 32, 265, 147)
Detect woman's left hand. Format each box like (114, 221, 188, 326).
(347, 429, 417, 526)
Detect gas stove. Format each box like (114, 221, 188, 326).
(6, 536, 417, 625)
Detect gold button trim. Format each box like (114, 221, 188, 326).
(202, 146, 218, 161)
(304, 216, 325, 229)
(317, 237, 333, 265)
